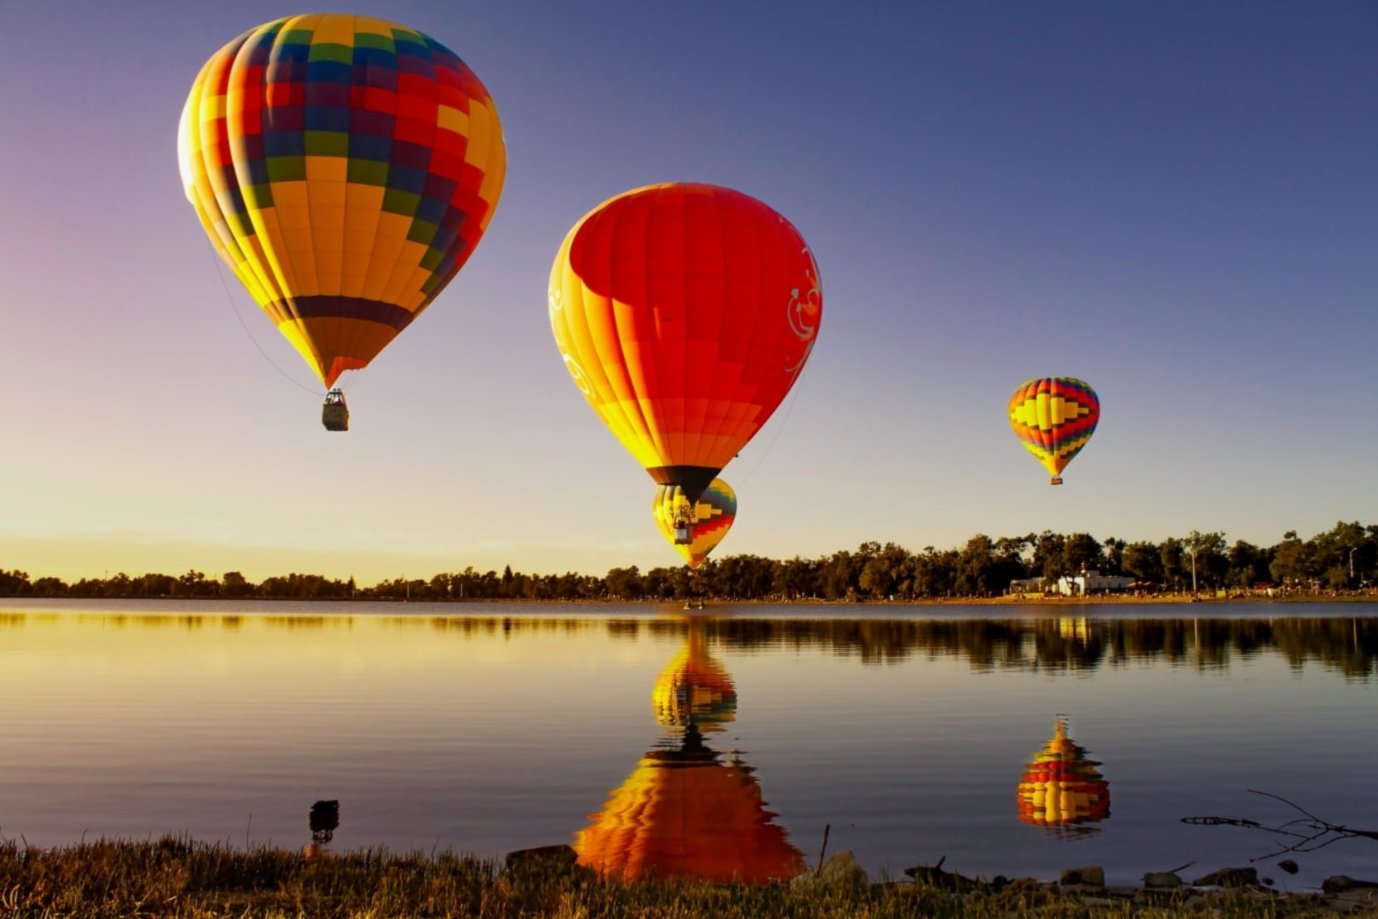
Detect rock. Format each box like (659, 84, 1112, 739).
(904, 859, 980, 890)
(1192, 866, 1258, 887)
(1323, 876, 1378, 893)
(505, 845, 578, 871)
(1277, 859, 1299, 875)
(792, 850, 868, 893)
(1060, 865, 1105, 887)
(1142, 871, 1182, 889)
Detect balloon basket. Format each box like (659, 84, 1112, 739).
(322, 390, 349, 432)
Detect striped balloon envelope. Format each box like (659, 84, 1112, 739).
(1008, 377, 1100, 485)
(651, 479, 737, 569)
(178, 14, 505, 394)
(550, 184, 821, 504)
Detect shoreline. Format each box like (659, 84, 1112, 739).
(3, 836, 1374, 918)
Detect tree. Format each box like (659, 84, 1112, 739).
(1225, 541, 1270, 589)
(222, 571, 255, 598)
(955, 534, 998, 596)
(1160, 538, 1185, 591)
(1121, 542, 1163, 586)
(859, 554, 897, 599)
(1186, 531, 1227, 590)
(1064, 533, 1105, 573)
(773, 556, 818, 599)
(1033, 531, 1067, 579)
(1270, 531, 1313, 587)
(603, 566, 643, 600)
(0, 570, 31, 596)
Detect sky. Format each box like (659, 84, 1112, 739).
(1, 1, 1375, 583)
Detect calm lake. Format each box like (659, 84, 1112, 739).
(1, 599, 1375, 890)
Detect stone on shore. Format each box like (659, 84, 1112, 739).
(791, 850, 869, 893)
(1060, 865, 1105, 887)
(1192, 866, 1258, 887)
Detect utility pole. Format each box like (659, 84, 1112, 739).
(1189, 545, 1198, 599)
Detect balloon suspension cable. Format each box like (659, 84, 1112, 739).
(203, 242, 322, 397)
(731, 358, 816, 490)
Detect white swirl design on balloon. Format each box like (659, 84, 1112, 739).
(563, 353, 593, 397)
(784, 245, 821, 372)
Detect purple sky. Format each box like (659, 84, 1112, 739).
(2, 1, 1375, 581)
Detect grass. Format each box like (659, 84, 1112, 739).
(0, 836, 1357, 918)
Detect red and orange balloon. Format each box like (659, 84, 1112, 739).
(549, 183, 821, 503)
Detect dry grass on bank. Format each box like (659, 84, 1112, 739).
(0, 837, 1366, 919)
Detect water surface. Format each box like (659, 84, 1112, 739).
(1, 600, 1374, 890)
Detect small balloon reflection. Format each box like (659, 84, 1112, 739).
(304, 799, 339, 861)
(1016, 717, 1110, 836)
(574, 621, 805, 884)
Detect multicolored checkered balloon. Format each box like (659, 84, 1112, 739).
(652, 479, 737, 569)
(178, 14, 505, 389)
(1008, 377, 1100, 485)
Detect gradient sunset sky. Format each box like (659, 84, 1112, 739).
(2, 1, 1374, 583)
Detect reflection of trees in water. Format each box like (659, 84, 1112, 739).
(383, 613, 1369, 676)
(678, 618, 1378, 678)
(6, 612, 1374, 676)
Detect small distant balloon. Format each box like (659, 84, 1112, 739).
(652, 479, 736, 569)
(1008, 377, 1100, 485)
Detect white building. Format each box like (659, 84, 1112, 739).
(1056, 570, 1135, 596)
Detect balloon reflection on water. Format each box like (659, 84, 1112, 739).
(1016, 717, 1110, 834)
(575, 623, 805, 883)
(650, 622, 737, 732)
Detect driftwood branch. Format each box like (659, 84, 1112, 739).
(1182, 789, 1378, 862)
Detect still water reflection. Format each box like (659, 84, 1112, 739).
(1016, 717, 1110, 835)
(575, 623, 804, 883)
(1, 601, 1375, 891)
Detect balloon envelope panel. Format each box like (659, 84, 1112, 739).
(178, 14, 505, 387)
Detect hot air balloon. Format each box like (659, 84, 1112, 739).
(652, 479, 736, 568)
(178, 14, 505, 430)
(549, 183, 821, 503)
(1016, 717, 1110, 832)
(574, 725, 805, 884)
(1008, 377, 1100, 484)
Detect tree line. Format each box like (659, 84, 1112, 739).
(1, 520, 1375, 602)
